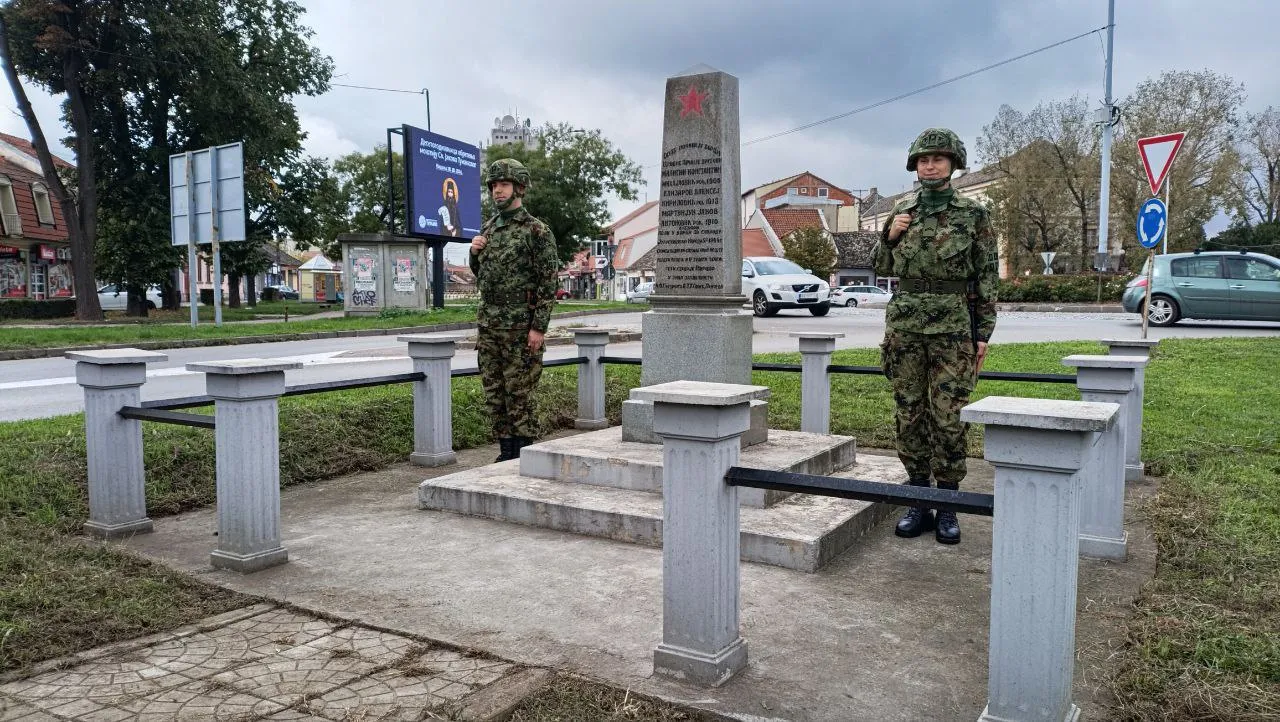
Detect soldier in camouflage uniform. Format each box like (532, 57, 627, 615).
(873, 128, 998, 544)
(469, 158, 559, 462)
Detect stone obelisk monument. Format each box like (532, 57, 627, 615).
(622, 65, 761, 443)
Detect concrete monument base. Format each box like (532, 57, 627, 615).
(1079, 531, 1128, 561)
(410, 450, 458, 468)
(979, 703, 1081, 722)
(210, 547, 289, 574)
(654, 638, 748, 688)
(84, 518, 154, 540)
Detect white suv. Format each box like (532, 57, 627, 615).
(741, 257, 830, 317)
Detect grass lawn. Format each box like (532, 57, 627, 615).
(1, 338, 1277, 719)
(0, 300, 631, 351)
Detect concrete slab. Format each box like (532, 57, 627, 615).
(518, 426, 856, 508)
(418, 453, 902, 572)
(116, 442, 1159, 722)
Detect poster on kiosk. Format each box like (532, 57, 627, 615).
(402, 125, 482, 241)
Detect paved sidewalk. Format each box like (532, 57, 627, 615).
(103, 437, 1157, 722)
(0, 603, 551, 721)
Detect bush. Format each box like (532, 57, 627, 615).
(997, 273, 1133, 303)
(0, 298, 77, 320)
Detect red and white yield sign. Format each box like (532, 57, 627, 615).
(1137, 132, 1187, 196)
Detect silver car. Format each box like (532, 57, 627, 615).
(626, 281, 654, 304)
(97, 284, 162, 311)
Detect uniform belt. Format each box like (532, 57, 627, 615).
(482, 290, 532, 305)
(897, 278, 969, 294)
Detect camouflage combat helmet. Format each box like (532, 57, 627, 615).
(906, 128, 967, 172)
(485, 158, 531, 191)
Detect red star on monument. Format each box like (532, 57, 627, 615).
(678, 86, 709, 118)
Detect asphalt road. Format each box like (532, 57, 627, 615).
(1, 307, 1276, 421)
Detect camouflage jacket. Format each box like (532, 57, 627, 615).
(872, 191, 998, 341)
(469, 206, 559, 332)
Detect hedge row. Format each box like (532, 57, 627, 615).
(0, 298, 77, 320)
(997, 274, 1133, 303)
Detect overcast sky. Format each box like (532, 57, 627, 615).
(4, 0, 1276, 262)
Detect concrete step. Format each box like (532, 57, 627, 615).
(418, 454, 908, 572)
(518, 428, 857, 508)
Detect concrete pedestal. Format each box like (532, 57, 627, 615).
(635, 381, 767, 687)
(189, 359, 301, 573)
(1063, 355, 1147, 560)
(401, 334, 464, 467)
(1101, 339, 1157, 481)
(69, 349, 168, 539)
(572, 328, 614, 431)
(962, 396, 1119, 722)
(792, 332, 843, 434)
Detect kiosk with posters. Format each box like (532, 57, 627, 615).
(338, 233, 430, 316)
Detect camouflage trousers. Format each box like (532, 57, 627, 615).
(880, 329, 978, 486)
(476, 325, 545, 438)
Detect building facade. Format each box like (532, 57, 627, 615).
(0, 134, 74, 302)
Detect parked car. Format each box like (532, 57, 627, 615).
(829, 284, 893, 308)
(262, 284, 299, 301)
(1121, 250, 1280, 325)
(96, 283, 161, 311)
(626, 281, 655, 303)
(741, 257, 831, 316)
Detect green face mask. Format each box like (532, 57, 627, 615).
(494, 194, 516, 211)
(919, 176, 950, 190)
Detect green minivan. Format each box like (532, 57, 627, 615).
(1121, 250, 1280, 325)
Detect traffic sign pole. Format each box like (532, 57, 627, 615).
(1141, 249, 1154, 339)
(1163, 165, 1172, 255)
(211, 145, 223, 327)
(186, 151, 198, 329)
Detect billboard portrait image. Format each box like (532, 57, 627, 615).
(403, 125, 482, 241)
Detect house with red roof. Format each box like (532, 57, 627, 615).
(0, 133, 75, 301)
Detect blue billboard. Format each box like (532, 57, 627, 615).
(403, 125, 482, 240)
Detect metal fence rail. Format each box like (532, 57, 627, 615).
(118, 406, 216, 429)
(604, 356, 1075, 384)
(725, 466, 995, 515)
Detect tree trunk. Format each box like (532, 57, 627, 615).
(228, 272, 242, 308)
(0, 12, 103, 320)
(245, 273, 257, 307)
(163, 268, 182, 310)
(125, 284, 148, 317)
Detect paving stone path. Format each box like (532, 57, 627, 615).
(0, 604, 545, 721)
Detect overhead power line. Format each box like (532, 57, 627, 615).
(741, 25, 1109, 147)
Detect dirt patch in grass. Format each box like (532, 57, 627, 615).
(508, 675, 721, 721)
(0, 517, 251, 674)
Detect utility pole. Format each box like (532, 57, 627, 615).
(1093, 0, 1117, 271)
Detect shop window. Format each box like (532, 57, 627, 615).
(0, 176, 20, 236)
(31, 182, 55, 225)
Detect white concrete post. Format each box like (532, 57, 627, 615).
(791, 332, 843, 434)
(1100, 339, 1158, 481)
(68, 348, 168, 539)
(188, 359, 301, 574)
(632, 380, 770, 687)
(962, 396, 1119, 722)
(1063, 355, 1148, 560)
(400, 334, 465, 467)
(572, 328, 614, 431)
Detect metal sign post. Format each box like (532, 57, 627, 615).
(1136, 197, 1167, 339)
(185, 152, 199, 328)
(169, 142, 245, 328)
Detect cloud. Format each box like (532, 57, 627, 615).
(4, 0, 1276, 231)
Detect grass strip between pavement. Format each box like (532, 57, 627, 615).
(0, 301, 631, 351)
(0, 338, 1277, 719)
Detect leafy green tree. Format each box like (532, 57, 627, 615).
(1111, 70, 1244, 260)
(1205, 221, 1280, 259)
(483, 123, 644, 262)
(330, 146, 405, 241)
(3, 0, 333, 315)
(781, 227, 836, 282)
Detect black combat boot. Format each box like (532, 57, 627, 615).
(513, 436, 535, 456)
(894, 477, 935, 538)
(495, 437, 516, 462)
(934, 481, 961, 544)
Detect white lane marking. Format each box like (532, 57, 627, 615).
(0, 351, 400, 392)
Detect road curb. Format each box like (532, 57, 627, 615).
(0, 308, 638, 361)
(996, 303, 1124, 313)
